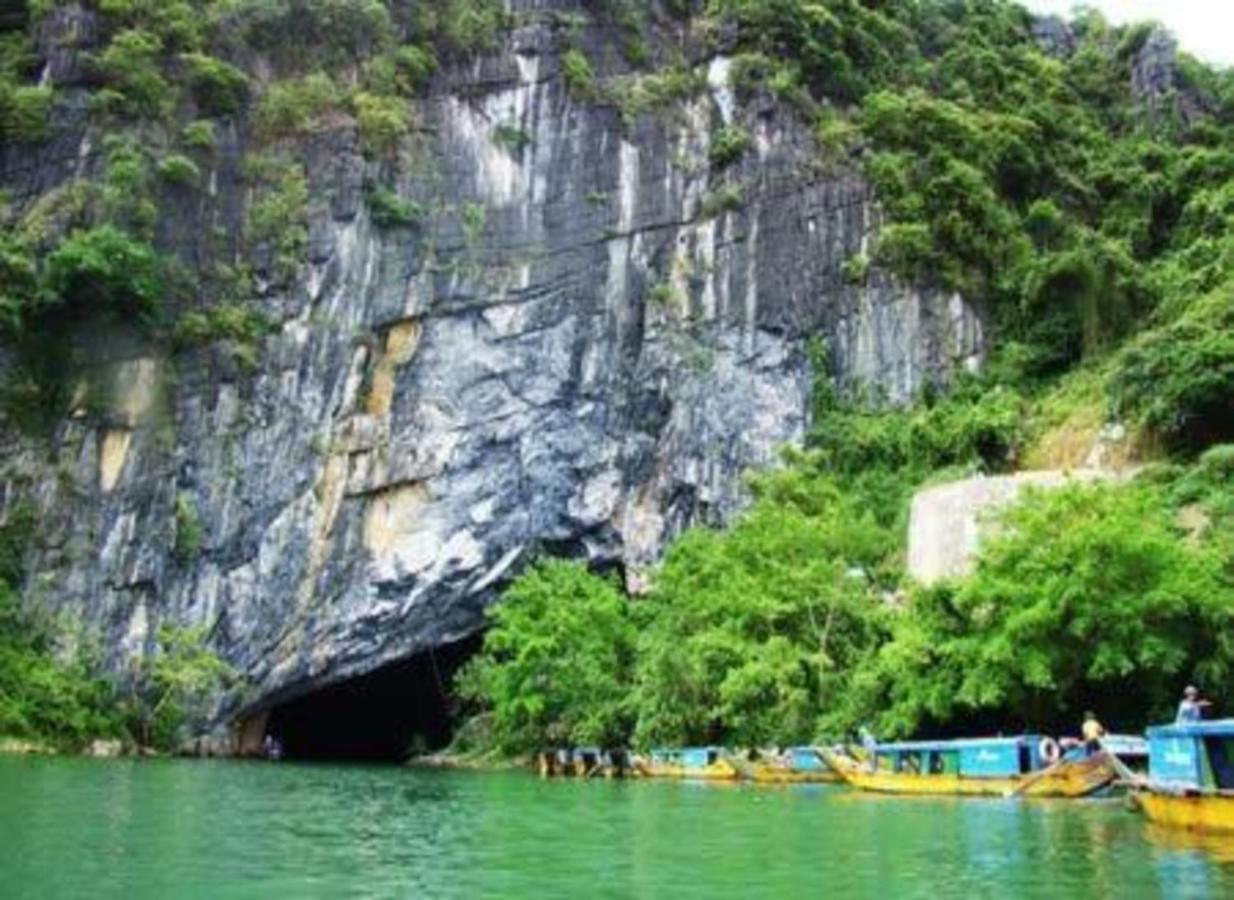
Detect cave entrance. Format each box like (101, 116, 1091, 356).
(265, 636, 480, 763)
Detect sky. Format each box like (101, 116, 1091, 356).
(1021, 0, 1234, 66)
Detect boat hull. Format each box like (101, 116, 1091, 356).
(1137, 791, 1234, 833)
(749, 765, 841, 785)
(635, 760, 741, 781)
(821, 748, 1114, 798)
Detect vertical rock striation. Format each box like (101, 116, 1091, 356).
(0, 2, 984, 724)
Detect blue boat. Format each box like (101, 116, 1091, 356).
(1136, 720, 1234, 831)
(637, 747, 740, 780)
(748, 746, 840, 783)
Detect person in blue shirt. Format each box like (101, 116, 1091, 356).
(858, 726, 878, 772)
(1176, 685, 1212, 723)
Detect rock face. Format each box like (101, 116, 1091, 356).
(1130, 26, 1208, 126)
(1030, 16, 1076, 60)
(0, 2, 984, 727)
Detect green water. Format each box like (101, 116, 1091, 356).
(2, 759, 1233, 898)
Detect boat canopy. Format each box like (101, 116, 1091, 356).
(1147, 720, 1234, 740)
(785, 747, 828, 771)
(1101, 734, 1149, 757)
(874, 736, 1043, 753)
(649, 747, 725, 767)
(874, 736, 1046, 777)
(1147, 719, 1234, 789)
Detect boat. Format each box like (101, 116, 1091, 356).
(538, 747, 635, 778)
(747, 746, 841, 784)
(634, 746, 741, 780)
(1132, 720, 1234, 832)
(819, 735, 1115, 798)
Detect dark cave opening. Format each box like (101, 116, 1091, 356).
(265, 636, 481, 763)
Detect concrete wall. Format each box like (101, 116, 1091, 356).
(907, 470, 1131, 585)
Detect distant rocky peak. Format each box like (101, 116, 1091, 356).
(1030, 15, 1076, 60)
(1130, 25, 1208, 126)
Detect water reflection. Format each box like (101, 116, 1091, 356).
(1145, 821, 1234, 863)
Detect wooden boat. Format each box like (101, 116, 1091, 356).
(820, 736, 1115, 798)
(747, 747, 841, 784)
(1133, 720, 1234, 833)
(538, 747, 635, 778)
(634, 747, 741, 781)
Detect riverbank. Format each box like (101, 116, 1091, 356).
(0, 734, 162, 759)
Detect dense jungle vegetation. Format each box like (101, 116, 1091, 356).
(458, 0, 1234, 752)
(2, 0, 1234, 752)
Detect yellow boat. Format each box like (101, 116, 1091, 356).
(635, 747, 741, 781)
(1134, 720, 1234, 833)
(820, 736, 1115, 798)
(747, 747, 841, 784)
(1136, 792, 1234, 832)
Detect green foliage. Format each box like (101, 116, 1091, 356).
(38, 225, 164, 328)
(254, 72, 341, 140)
(814, 106, 858, 155)
(633, 498, 890, 747)
(1110, 286, 1234, 453)
(128, 624, 233, 750)
(181, 119, 218, 151)
(0, 503, 34, 589)
(96, 0, 204, 51)
(215, 0, 393, 67)
(709, 0, 919, 104)
(411, 0, 507, 55)
(615, 65, 707, 124)
(0, 232, 36, 340)
(0, 584, 123, 750)
(96, 28, 173, 119)
(245, 159, 308, 282)
(492, 122, 531, 154)
(174, 303, 271, 349)
(708, 125, 751, 169)
(0, 83, 51, 142)
(181, 52, 249, 117)
(699, 184, 743, 218)
(365, 44, 437, 97)
(561, 49, 595, 101)
(365, 187, 422, 230)
(840, 253, 869, 284)
(807, 370, 1025, 487)
(352, 90, 410, 157)
(173, 493, 204, 563)
(458, 561, 635, 753)
(847, 481, 1234, 737)
(0, 508, 122, 750)
(707, 0, 1234, 379)
(157, 153, 201, 186)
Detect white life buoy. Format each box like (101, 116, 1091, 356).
(1039, 737, 1061, 765)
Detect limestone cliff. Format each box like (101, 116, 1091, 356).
(0, 1, 983, 729)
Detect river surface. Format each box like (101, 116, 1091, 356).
(2, 758, 1234, 898)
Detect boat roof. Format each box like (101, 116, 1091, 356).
(650, 746, 725, 753)
(1147, 719, 1234, 739)
(1101, 734, 1149, 755)
(875, 736, 1043, 753)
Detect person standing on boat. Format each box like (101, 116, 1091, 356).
(1176, 685, 1212, 723)
(1081, 711, 1105, 755)
(859, 726, 878, 773)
